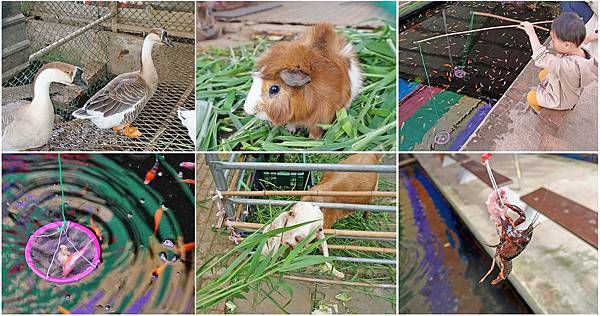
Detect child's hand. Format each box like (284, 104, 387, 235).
(517, 22, 536, 36)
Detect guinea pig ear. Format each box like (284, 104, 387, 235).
(280, 69, 311, 87)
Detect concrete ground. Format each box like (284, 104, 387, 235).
(416, 154, 598, 314)
(197, 154, 396, 314)
(232, 281, 394, 314)
(464, 39, 598, 151)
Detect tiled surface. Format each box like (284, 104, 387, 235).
(196, 154, 233, 314)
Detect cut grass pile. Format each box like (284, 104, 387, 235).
(196, 22, 396, 151)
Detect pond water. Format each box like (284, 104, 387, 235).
(399, 1, 559, 150)
(2, 154, 195, 313)
(399, 159, 532, 314)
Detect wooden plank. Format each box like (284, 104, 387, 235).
(460, 160, 511, 188)
(521, 187, 597, 248)
(214, 3, 282, 19)
(451, 153, 472, 163)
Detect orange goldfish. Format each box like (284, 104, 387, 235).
(179, 179, 195, 185)
(58, 306, 70, 314)
(90, 216, 103, 241)
(144, 157, 160, 185)
(151, 262, 168, 278)
(154, 205, 167, 234)
(176, 242, 195, 255)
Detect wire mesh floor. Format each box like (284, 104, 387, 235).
(49, 43, 195, 151)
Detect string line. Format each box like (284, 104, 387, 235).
(57, 153, 67, 231)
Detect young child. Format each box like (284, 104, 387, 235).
(519, 12, 598, 112)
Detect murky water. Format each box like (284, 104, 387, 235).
(399, 160, 532, 314)
(2, 154, 195, 314)
(399, 1, 558, 100)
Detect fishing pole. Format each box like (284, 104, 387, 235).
(481, 153, 505, 207)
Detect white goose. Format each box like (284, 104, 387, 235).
(72, 28, 174, 138)
(2, 62, 87, 151)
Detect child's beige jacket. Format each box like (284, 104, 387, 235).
(533, 46, 597, 110)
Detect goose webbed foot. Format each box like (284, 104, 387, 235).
(123, 126, 142, 138)
(112, 123, 142, 138)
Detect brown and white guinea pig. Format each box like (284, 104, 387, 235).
(302, 153, 382, 229)
(243, 22, 363, 139)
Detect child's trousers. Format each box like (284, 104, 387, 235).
(527, 69, 548, 111)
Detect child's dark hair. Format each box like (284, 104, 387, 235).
(551, 12, 586, 46)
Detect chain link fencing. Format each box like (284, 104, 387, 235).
(2, 1, 195, 151)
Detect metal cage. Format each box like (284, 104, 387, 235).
(205, 153, 397, 266)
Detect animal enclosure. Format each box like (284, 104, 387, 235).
(205, 153, 397, 280)
(2, 1, 195, 151)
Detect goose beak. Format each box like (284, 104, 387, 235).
(72, 68, 88, 88)
(162, 32, 174, 48)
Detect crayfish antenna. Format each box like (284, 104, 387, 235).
(530, 211, 541, 226)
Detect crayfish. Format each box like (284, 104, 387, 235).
(480, 190, 540, 285)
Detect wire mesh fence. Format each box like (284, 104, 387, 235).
(2, 1, 195, 151)
(3, 2, 111, 119)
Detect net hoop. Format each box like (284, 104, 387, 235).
(25, 221, 101, 283)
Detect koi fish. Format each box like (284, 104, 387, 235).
(58, 306, 71, 314)
(151, 262, 168, 278)
(176, 242, 195, 255)
(154, 205, 168, 234)
(90, 216, 103, 241)
(63, 240, 94, 277)
(144, 157, 160, 185)
(179, 162, 195, 170)
(179, 179, 195, 185)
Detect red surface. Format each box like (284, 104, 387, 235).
(521, 187, 597, 248)
(399, 85, 444, 123)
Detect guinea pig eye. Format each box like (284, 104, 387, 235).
(269, 85, 280, 96)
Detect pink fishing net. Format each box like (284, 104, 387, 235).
(25, 221, 101, 283)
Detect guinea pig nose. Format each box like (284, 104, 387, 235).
(295, 235, 304, 243)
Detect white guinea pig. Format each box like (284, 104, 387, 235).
(243, 23, 363, 139)
(261, 201, 344, 278)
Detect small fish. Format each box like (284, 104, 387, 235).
(151, 263, 168, 278)
(179, 162, 195, 170)
(154, 205, 168, 234)
(442, 63, 452, 68)
(179, 179, 195, 185)
(90, 216, 103, 241)
(144, 157, 160, 185)
(176, 242, 195, 255)
(63, 240, 94, 277)
(58, 306, 70, 314)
